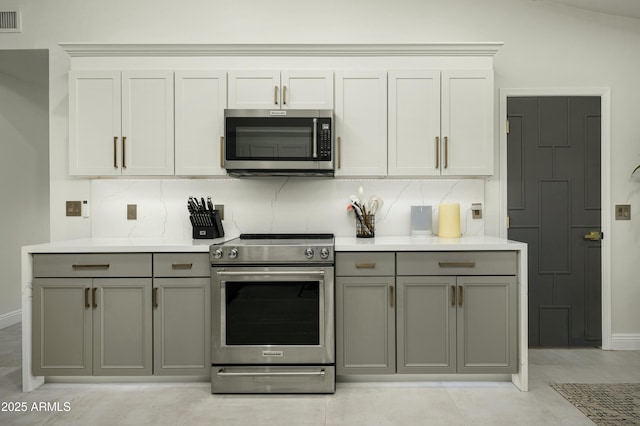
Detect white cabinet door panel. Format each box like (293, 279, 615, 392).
(441, 70, 493, 176)
(388, 71, 441, 176)
(227, 70, 280, 109)
(175, 71, 226, 176)
(69, 71, 121, 176)
(281, 70, 333, 109)
(335, 71, 387, 177)
(121, 71, 174, 176)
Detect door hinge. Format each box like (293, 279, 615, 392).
(506, 119, 510, 134)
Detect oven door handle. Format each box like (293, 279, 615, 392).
(216, 270, 325, 277)
(216, 368, 326, 377)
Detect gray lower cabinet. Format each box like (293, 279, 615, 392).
(33, 277, 153, 376)
(336, 252, 396, 375)
(32, 253, 153, 376)
(152, 253, 210, 376)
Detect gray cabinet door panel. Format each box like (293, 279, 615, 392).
(336, 276, 395, 374)
(93, 278, 152, 376)
(397, 276, 456, 373)
(32, 278, 92, 376)
(456, 276, 517, 373)
(154, 278, 211, 376)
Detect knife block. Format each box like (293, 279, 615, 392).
(191, 211, 225, 239)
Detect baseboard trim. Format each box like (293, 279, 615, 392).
(610, 333, 640, 350)
(0, 309, 21, 329)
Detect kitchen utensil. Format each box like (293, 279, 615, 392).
(368, 196, 384, 215)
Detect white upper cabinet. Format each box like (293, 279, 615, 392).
(441, 70, 493, 176)
(388, 69, 494, 177)
(69, 70, 174, 176)
(335, 71, 388, 177)
(174, 71, 227, 176)
(228, 70, 333, 110)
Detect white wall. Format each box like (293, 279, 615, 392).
(0, 49, 49, 326)
(0, 0, 639, 341)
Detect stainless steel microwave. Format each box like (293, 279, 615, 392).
(223, 109, 334, 177)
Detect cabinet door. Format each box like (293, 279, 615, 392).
(281, 70, 334, 109)
(388, 71, 441, 176)
(175, 71, 227, 176)
(456, 276, 517, 373)
(121, 71, 174, 176)
(335, 71, 388, 176)
(227, 70, 280, 109)
(153, 278, 211, 376)
(32, 278, 92, 376)
(441, 70, 494, 176)
(336, 276, 395, 374)
(69, 71, 122, 176)
(93, 278, 152, 375)
(396, 276, 456, 374)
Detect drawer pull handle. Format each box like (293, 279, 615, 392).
(451, 285, 456, 306)
(438, 262, 475, 268)
(355, 262, 376, 269)
(458, 286, 464, 307)
(72, 264, 110, 270)
(153, 288, 158, 309)
(171, 263, 193, 269)
(84, 288, 90, 308)
(92, 288, 98, 309)
(390, 285, 394, 308)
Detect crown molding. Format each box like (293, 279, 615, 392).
(59, 42, 503, 57)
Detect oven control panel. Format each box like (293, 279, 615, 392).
(210, 245, 334, 263)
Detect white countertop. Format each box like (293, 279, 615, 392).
(335, 235, 526, 251)
(23, 235, 525, 253)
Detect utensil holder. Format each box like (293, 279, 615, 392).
(356, 214, 375, 238)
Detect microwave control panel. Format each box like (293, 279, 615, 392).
(318, 122, 332, 160)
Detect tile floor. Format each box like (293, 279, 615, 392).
(1, 322, 639, 425)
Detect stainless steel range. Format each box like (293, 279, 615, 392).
(210, 233, 335, 394)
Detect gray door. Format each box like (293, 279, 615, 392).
(507, 96, 602, 347)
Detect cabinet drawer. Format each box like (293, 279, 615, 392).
(336, 252, 395, 276)
(396, 251, 516, 276)
(153, 253, 210, 277)
(33, 253, 152, 278)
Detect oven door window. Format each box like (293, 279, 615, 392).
(224, 281, 320, 345)
(226, 117, 313, 161)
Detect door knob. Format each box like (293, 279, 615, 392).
(584, 231, 603, 241)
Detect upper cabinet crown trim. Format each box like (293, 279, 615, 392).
(59, 43, 503, 58)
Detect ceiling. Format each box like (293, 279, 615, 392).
(544, 0, 640, 19)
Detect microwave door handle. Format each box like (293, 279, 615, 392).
(312, 118, 318, 159)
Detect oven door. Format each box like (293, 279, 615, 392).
(211, 266, 334, 365)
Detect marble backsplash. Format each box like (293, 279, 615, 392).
(90, 178, 486, 239)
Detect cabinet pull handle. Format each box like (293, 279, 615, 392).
(283, 85, 287, 105)
(171, 263, 193, 269)
(390, 285, 394, 307)
(274, 86, 279, 105)
(92, 288, 98, 309)
(337, 136, 342, 169)
(438, 262, 476, 268)
(355, 262, 376, 268)
(153, 288, 158, 309)
(444, 136, 449, 169)
(458, 286, 463, 307)
(122, 136, 127, 169)
(113, 136, 119, 168)
(451, 285, 456, 306)
(435, 136, 440, 169)
(72, 264, 110, 270)
(84, 288, 91, 308)
(220, 136, 224, 168)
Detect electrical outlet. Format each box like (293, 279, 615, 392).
(215, 204, 224, 220)
(615, 204, 631, 220)
(66, 201, 82, 217)
(471, 203, 483, 219)
(127, 204, 137, 220)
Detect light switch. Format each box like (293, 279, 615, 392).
(615, 204, 631, 220)
(127, 204, 137, 220)
(66, 201, 81, 217)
